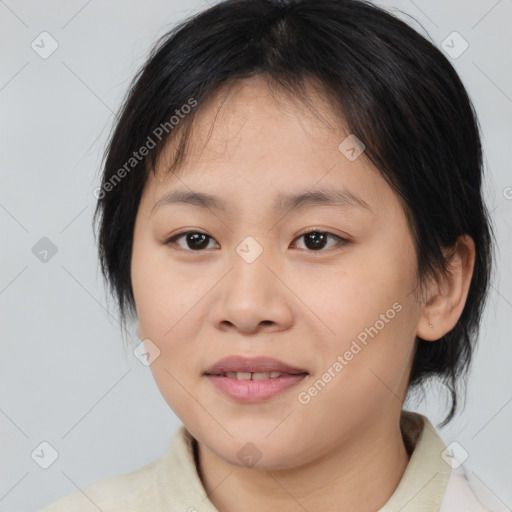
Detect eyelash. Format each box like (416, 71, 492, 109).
(164, 229, 349, 253)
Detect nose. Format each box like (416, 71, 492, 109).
(209, 243, 294, 334)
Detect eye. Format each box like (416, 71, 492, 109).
(292, 230, 347, 252)
(165, 229, 348, 252)
(165, 231, 219, 251)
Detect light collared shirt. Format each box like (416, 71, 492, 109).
(41, 411, 497, 511)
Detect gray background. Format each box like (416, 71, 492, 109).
(1, 0, 511, 511)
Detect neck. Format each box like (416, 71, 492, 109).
(196, 414, 411, 512)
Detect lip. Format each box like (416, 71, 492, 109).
(204, 356, 309, 403)
(206, 374, 308, 402)
(204, 355, 308, 375)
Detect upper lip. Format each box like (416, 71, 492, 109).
(204, 356, 308, 375)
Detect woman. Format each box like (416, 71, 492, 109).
(43, 0, 497, 510)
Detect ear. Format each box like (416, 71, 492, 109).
(416, 234, 476, 341)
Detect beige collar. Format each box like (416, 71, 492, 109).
(378, 411, 451, 511)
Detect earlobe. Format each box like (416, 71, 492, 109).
(416, 234, 476, 342)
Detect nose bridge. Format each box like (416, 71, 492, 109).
(210, 233, 292, 332)
(229, 234, 277, 300)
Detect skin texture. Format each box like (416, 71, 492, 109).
(131, 77, 476, 512)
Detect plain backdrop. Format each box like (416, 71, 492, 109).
(1, 0, 511, 511)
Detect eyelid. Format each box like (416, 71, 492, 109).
(164, 230, 217, 249)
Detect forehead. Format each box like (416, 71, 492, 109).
(145, 77, 399, 218)
(155, 77, 343, 173)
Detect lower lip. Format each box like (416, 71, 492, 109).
(206, 374, 308, 402)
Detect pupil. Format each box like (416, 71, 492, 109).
(188, 233, 209, 250)
(305, 232, 327, 250)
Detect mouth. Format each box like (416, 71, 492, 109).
(204, 356, 309, 402)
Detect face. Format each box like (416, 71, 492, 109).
(131, 77, 423, 469)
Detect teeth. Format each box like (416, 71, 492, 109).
(223, 371, 284, 380)
(252, 372, 271, 380)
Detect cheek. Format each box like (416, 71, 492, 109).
(301, 246, 417, 348)
(131, 232, 193, 338)
(133, 273, 207, 423)
(131, 236, 209, 395)
(296, 240, 419, 398)
(294, 280, 417, 442)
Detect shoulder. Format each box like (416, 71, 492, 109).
(40, 454, 164, 512)
(384, 412, 502, 512)
(40, 424, 198, 512)
(440, 460, 503, 512)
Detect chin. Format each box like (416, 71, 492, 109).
(200, 426, 311, 471)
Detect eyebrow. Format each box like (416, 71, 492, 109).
(151, 186, 372, 216)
